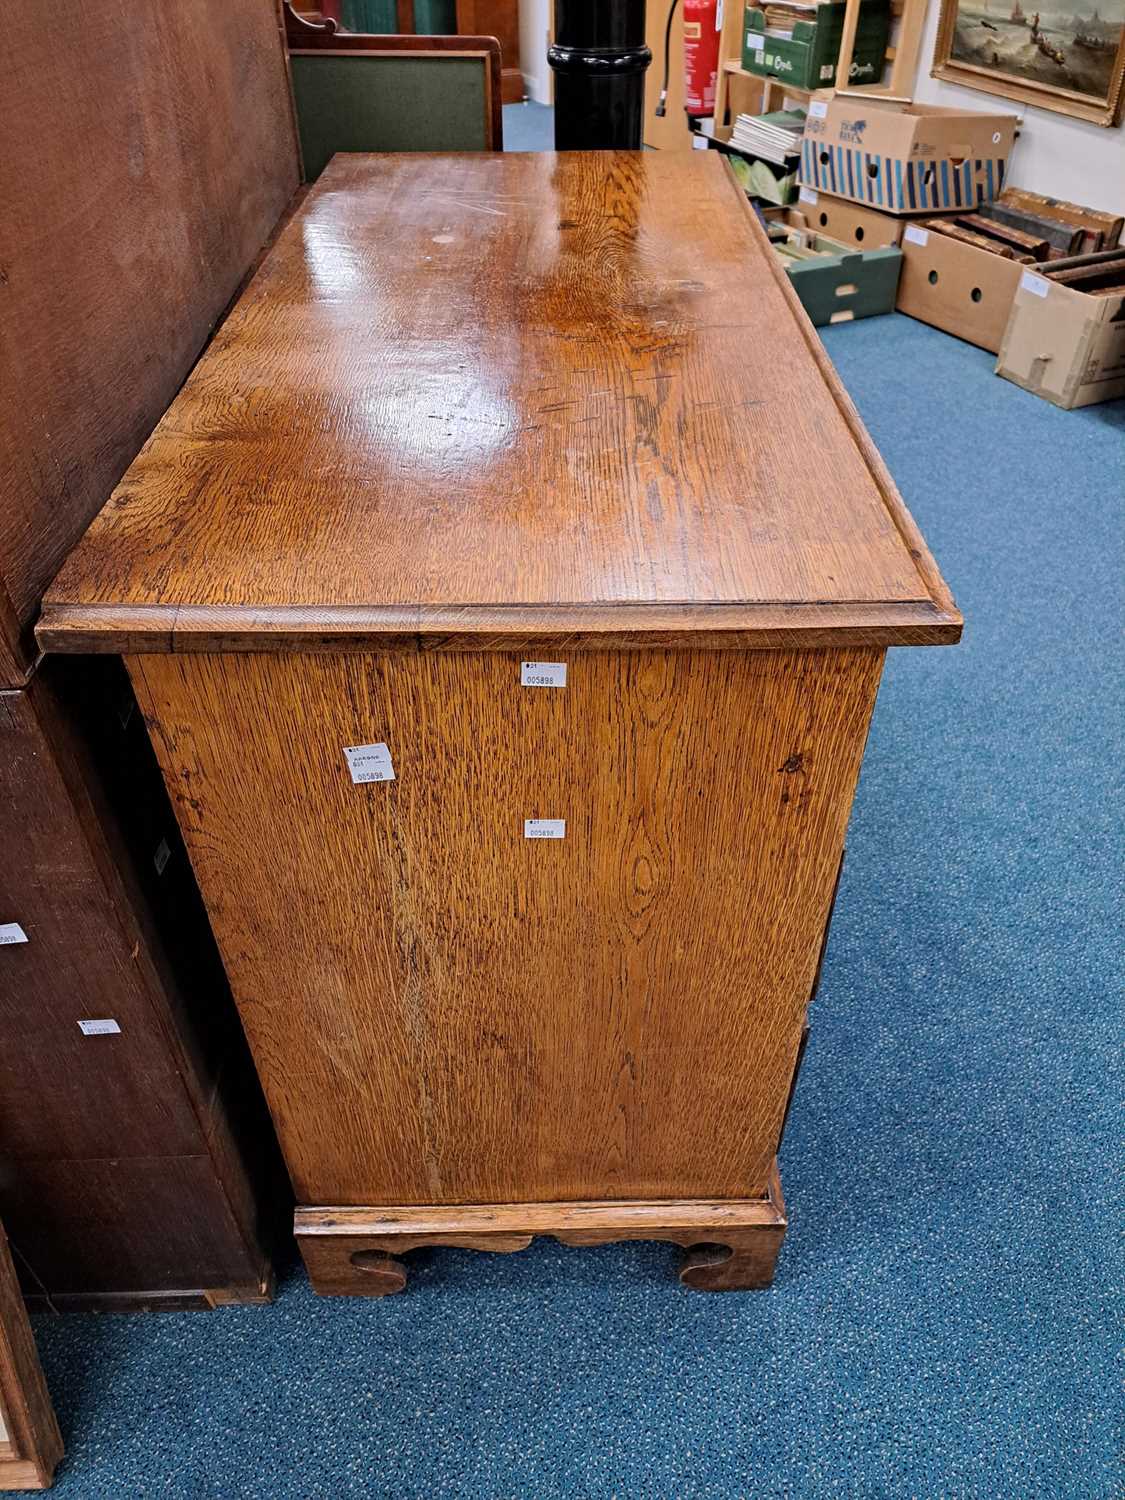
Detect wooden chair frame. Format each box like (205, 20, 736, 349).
(0, 1224, 62, 1491)
(283, 2, 504, 150)
(835, 0, 928, 100)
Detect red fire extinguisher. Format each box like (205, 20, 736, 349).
(655, 0, 722, 121)
(683, 0, 721, 116)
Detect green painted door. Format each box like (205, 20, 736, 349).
(341, 0, 457, 30)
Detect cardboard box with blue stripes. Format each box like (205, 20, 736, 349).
(799, 96, 1019, 216)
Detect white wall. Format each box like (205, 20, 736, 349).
(520, 0, 552, 104)
(911, 0, 1125, 205)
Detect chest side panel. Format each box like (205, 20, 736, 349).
(130, 646, 883, 1205)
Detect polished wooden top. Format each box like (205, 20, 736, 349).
(40, 152, 960, 653)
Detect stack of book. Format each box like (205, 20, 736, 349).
(758, 0, 819, 34)
(986, 187, 1121, 256)
(729, 110, 807, 167)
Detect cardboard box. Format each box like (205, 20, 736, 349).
(794, 185, 909, 247)
(742, 1, 888, 90)
(799, 96, 1018, 215)
(997, 271, 1125, 409)
(895, 221, 1023, 352)
(765, 210, 902, 325)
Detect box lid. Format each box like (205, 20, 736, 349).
(812, 94, 1019, 157)
(39, 153, 960, 654)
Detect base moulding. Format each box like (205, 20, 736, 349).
(296, 1161, 787, 1296)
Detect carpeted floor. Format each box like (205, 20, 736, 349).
(502, 100, 554, 151)
(27, 163, 1123, 1497)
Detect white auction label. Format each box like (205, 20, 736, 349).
(808, 99, 829, 118)
(1020, 272, 1049, 298)
(343, 743, 395, 784)
(0, 923, 28, 946)
(903, 225, 929, 247)
(799, 186, 818, 206)
(78, 1019, 122, 1036)
(521, 661, 567, 688)
(524, 819, 565, 839)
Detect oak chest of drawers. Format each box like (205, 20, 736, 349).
(40, 151, 960, 1295)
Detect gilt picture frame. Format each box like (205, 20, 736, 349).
(932, 0, 1125, 125)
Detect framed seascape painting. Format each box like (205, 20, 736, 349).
(932, 0, 1125, 124)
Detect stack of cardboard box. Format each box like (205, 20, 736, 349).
(788, 93, 1123, 405)
(896, 188, 1122, 365)
(723, 64, 1122, 405)
(773, 95, 1017, 331)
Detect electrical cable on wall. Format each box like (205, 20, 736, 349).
(655, 0, 679, 116)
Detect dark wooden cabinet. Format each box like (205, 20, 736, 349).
(0, 2, 300, 689)
(0, 662, 288, 1309)
(455, 0, 523, 101)
(0, 2, 301, 1305)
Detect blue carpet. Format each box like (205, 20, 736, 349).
(28, 315, 1123, 1497)
(503, 101, 554, 151)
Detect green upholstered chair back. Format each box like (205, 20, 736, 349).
(283, 4, 502, 181)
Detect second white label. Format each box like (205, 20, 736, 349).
(524, 819, 566, 839)
(521, 661, 567, 688)
(343, 743, 396, 784)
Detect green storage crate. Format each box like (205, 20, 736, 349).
(779, 234, 902, 325)
(741, 1, 888, 89)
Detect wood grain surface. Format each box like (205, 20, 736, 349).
(0, 1157, 273, 1307)
(295, 1164, 788, 1294)
(41, 152, 960, 654)
(0, 1221, 62, 1491)
(0, 683, 204, 1160)
(0, 0, 299, 682)
(454, 0, 523, 104)
(130, 645, 883, 1207)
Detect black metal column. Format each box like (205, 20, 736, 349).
(548, 1, 652, 150)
